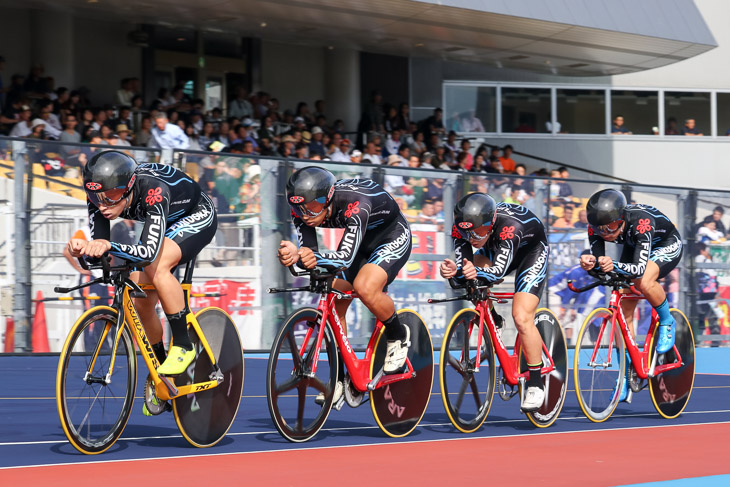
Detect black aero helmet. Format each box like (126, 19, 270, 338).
(83, 150, 138, 207)
(586, 189, 627, 227)
(286, 166, 336, 217)
(453, 192, 497, 241)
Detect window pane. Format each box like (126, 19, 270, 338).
(717, 93, 730, 137)
(664, 91, 710, 136)
(610, 90, 658, 135)
(556, 89, 605, 134)
(501, 87, 550, 133)
(444, 86, 496, 133)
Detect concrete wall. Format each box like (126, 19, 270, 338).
(261, 40, 325, 116)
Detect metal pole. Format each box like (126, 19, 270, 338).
(12, 141, 31, 351)
(684, 190, 698, 338)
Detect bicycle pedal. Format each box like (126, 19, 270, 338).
(333, 396, 346, 411)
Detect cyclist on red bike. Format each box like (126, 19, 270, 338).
(579, 189, 682, 398)
(67, 150, 217, 384)
(278, 166, 412, 404)
(439, 193, 550, 412)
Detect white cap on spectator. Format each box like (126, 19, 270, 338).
(294, 116, 305, 123)
(351, 150, 362, 158)
(31, 118, 46, 129)
(242, 117, 254, 127)
(312, 126, 323, 135)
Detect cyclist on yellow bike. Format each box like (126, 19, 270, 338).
(580, 189, 682, 400)
(278, 166, 412, 404)
(67, 150, 217, 382)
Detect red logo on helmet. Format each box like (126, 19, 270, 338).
(145, 187, 163, 205)
(344, 201, 360, 218)
(637, 218, 652, 234)
(458, 221, 473, 229)
(85, 182, 102, 191)
(451, 225, 461, 239)
(327, 185, 335, 202)
(289, 195, 305, 204)
(499, 226, 515, 240)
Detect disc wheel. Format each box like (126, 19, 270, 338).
(573, 308, 625, 423)
(172, 308, 244, 447)
(56, 307, 136, 455)
(370, 309, 434, 438)
(518, 308, 568, 428)
(266, 308, 338, 442)
(648, 309, 695, 419)
(439, 308, 495, 433)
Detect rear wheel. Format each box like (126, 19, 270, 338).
(573, 308, 625, 423)
(648, 309, 695, 419)
(519, 309, 568, 428)
(173, 308, 244, 447)
(267, 308, 338, 442)
(439, 308, 495, 433)
(56, 307, 136, 454)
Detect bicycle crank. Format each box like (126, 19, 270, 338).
(144, 375, 171, 415)
(496, 368, 518, 401)
(343, 375, 368, 408)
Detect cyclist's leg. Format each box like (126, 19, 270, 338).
(645, 236, 682, 352)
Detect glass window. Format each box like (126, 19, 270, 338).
(501, 87, 550, 133)
(610, 90, 658, 135)
(444, 86, 496, 133)
(717, 93, 730, 137)
(664, 91, 710, 136)
(555, 89, 605, 134)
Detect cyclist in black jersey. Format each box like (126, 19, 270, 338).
(278, 166, 412, 403)
(580, 189, 681, 362)
(439, 193, 550, 412)
(67, 150, 217, 384)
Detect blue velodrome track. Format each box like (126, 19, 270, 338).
(1, 349, 729, 485)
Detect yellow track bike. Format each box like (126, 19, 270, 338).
(55, 256, 244, 454)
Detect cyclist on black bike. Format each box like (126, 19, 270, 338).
(439, 193, 550, 412)
(67, 150, 217, 389)
(580, 189, 682, 399)
(278, 166, 412, 404)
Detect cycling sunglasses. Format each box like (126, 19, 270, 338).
(595, 219, 623, 236)
(85, 175, 136, 208)
(457, 221, 493, 241)
(289, 195, 328, 218)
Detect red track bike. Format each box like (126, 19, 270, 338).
(266, 266, 434, 442)
(429, 279, 568, 432)
(569, 270, 695, 422)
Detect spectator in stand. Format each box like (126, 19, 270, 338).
(116, 78, 135, 106)
(556, 166, 573, 198)
(0, 97, 22, 134)
(308, 126, 326, 157)
(114, 124, 132, 148)
(294, 141, 309, 159)
(28, 118, 46, 139)
(459, 139, 473, 170)
(8, 104, 32, 137)
(4, 74, 26, 110)
(384, 129, 403, 156)
(699, 206, 727, 236)
(52, 87, 70, 116)
(59, 114, 82, 167)
(500, 144, 517, 173)
(133, 116, 152, 146)
(427, 133, 442, 152)
(349, 149, 362, 164)
(259, 137, 275, 156)
(149, 112, 189, 151)
(420, 151, 435, 169)
(461, 109, 485, 132)
(695, 242, 722, 346)
(454, 151, 470, 171)
(365, 90, 384, 132)
(432, 145, 448, 169)
(198, 122, 216, 149)
(38, 100, 61, 139)
(417, 198, 439, 224)
(397, 143, 410, 166)
(395, 102, 410, 131)
(229, 86, 253, 120)
(254, 91, 270, 119)
(514, 115, 536, 133)
(23, 63, 49, 99)
(471, 153, 487, 172)
(76, 108, 93, 139)
(258, 116, 277, 143)
(697, 220, 724, 243)
(232, 120, 259, 150)
(362, 141, 382, 165)
(665, 116, 680, 135)
(553, 204, 575, 228)
(422, 107, 445, 140)
(682, 118, 703, 136)
(330, 138, 352, 162)
(573, 209, 589, 229)
(611, 115, 632, 135)
(424, 177, 445, 203)
(384, 105, 398, 133)
(409, 130, 427, 157)
(91, 108, 108, 132)
(279, 134, 295, 157)
(444, 130, 459, 156)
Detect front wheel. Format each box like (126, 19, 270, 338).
(173, 308, 244, 447)
(56, 307, 137, 454)
(439, 308, 495, 433)
(573, 308, 625, 423)
(648, 309, 695, 419)
(267, 308, 338, 442)
(519, 308, 568, 428)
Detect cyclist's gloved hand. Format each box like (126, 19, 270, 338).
(278, 240, 299, 267)
(439, 258, 457, 279)
(82, 239, 111, 259)
(461, 258, 477, 281)
(597, 256, 614, 273)
(579, 253, 596, 271)
(298, 247, 317, 269)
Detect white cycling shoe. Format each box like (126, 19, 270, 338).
(384, 325, 411, 374)
(520, 386, 545, 412)
(314, 380, 343, 406)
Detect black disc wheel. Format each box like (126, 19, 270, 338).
(267, 308, 338, 442)
(173, 308, 244, 447)
(519, 309, 568, 428)
(370, 309, 434, 438)
(648, 309, 695, 419)
(439, 308, 495, 433)
(56, 307, 136, 455)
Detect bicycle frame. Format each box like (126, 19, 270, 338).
(471, 293, 557, 387)
(300, 291, 416, 393)
(594, 288, 684, 380)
